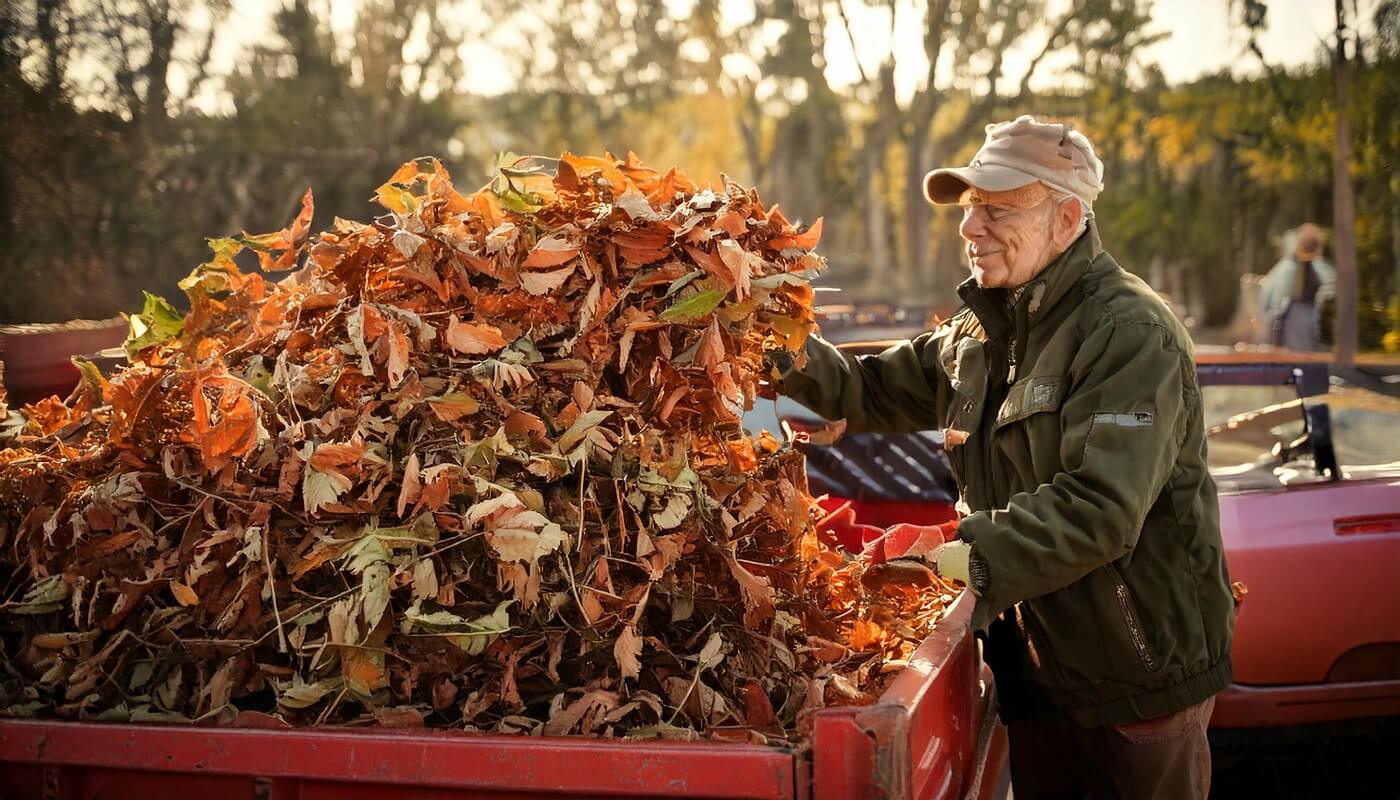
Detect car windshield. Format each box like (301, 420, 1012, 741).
(1205, 382, 1400, 491)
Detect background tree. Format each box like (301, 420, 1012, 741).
(0, 0, 1396, 357)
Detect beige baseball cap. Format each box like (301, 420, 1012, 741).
(924, 116, 1105, 212)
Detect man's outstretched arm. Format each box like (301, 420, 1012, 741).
(777, 332, 946, 434)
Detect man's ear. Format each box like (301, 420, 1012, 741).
(1056, 198, 1083, 246)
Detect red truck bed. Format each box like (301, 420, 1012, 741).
(0, 593, 1004, 800)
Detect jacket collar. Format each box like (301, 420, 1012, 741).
(956, 223, 1102, 340)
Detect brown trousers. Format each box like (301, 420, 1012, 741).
(1007, 697, 1215, 800)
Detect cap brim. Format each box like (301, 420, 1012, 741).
(923, 165, 1039, 205)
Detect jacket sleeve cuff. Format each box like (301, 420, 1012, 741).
(967, 548, 991, 596)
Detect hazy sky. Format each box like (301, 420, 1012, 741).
(204, 0, 1369, 107)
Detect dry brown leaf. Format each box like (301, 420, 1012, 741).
(614, 624, 642, 681)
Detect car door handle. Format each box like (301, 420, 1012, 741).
(1334, 514, 1400, 536)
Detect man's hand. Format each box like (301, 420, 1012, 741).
(758, 347, 797, 399)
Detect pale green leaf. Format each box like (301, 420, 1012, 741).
(278, 676, 343, 710)
(663, 269, 704, 298)
(4, 575, 69, 615)
(411, 558, 438, 602)
(360, 562, 392, 631)
(652, 494, 692, 530)
(302, 467, 351, 515)
(659, 289, 726, 322)
(557, 410, 612, 453)
(344, 533, 389, 574)
(750, 270, 816, 289)
(123, 292, 185, 357)
(406, 599, 514, 656)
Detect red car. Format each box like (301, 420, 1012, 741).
(1197, 353, 1400, 730)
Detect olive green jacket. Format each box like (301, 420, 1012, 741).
(782, 227, 1234, 726)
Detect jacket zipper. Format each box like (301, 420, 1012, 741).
(1108, 565, 1158, 672)
(957, 287, 1014, 511)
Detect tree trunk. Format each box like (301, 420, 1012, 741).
(35, 0, 65, 100)
(902, 121, 932, 297)
(1390, 162, 1400, 299)
(861, 142, 891, 298)
(1331, 0, 1359, 368)
(142, 0, 177, 124)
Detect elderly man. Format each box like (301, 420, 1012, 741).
(774, 117, 1234, 798)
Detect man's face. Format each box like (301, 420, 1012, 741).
(957, 183, 1076, 289)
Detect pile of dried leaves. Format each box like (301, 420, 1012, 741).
(0, 154, 950, 744)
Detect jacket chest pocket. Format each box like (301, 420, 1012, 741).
(992, 374, 1065, 482)
(945, 337, 989, 424)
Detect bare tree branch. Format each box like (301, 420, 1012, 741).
(832, 0, 870, 86)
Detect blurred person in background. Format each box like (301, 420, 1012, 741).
(1258, 223, 1336, 351)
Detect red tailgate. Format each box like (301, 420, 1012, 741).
(811, 592, 1004, 800)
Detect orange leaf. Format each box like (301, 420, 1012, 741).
(190, 373, 261, 470)
(713, 210, 748, 238)
(769, 217, 823, 251)
(104, 367, 161, 446)
(396, 452, 421, 518)
(580, 590, 604, 625)
(505, 410, 548, 441)
(171, 580, 200, 607)
(684, 244, 729, 285)
(445, 317, 509, 354)
(558, 152, 630, 194)
(522, 235, 579, 268)
(743, 681, 775, 727)
(74, 530, 141, 560)
(361, 305, 389, 340)
(427, 393, 481, 423)
(342, 648, 388, 694)
(21, 396, 73, 436)
(715, 240, 754, 300)
(658, 384, 689, 423)
(726, 550, 773, 617)
(268, 188, 315, 271)
(695, 318, 726, 371)
(383, 326, 410, 388)
(726, 438, 757, 472)
(309, 440, 365, 473)
(848, 619, 888, 651)
(418, 465, 452, 511)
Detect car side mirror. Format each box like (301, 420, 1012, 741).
(1271, 401, 1340, 481)
(1305, 402, 1340, 481)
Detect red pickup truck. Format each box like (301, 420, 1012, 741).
(0, 326, 1008, 800)
(0, 591, 1004, 799)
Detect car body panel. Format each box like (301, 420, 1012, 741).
(1219, 478, 1400, 686)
